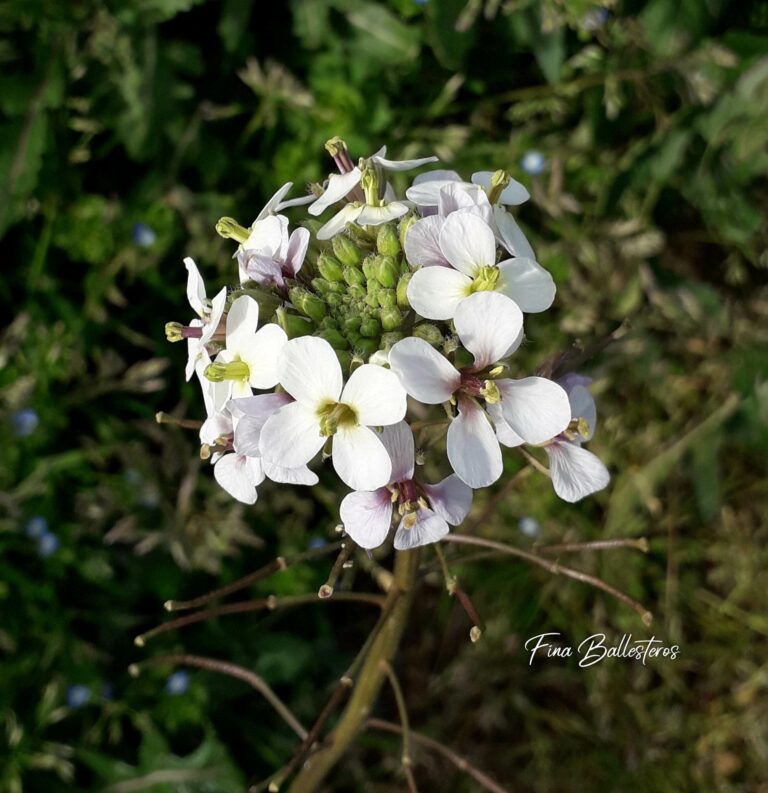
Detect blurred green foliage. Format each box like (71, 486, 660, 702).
(1, 0, 767, 790)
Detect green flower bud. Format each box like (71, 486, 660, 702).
(344, 316, 362, 334)
(399, 213, 417, 250)
(276, 307, 314, 338)
(379, 306, 403, 331)
(453, 347, 475, 369)
(380, 331, 405, 350)
(289, 286, 326, 324)
(232, 286, 281, 318)
(348, 285, 366, 300)
(326, 293, 343, 309)
(376, 224, 401, 257)
(367, 278, 381, 296)
(412, 323, 444, 347)
(318, 328, 349, 350)
(375, 256, 399, 288)
(362, 255, 378, 282)
(343, 266, 366, 287)
(319, 316, 340, 330)
(396, 272, 413, 308)
(317, 253, 344, 282)
(335, 350, 353, 372)
(332, 235, 363, 268)
(311, 278, 333, 296)
(216, 217, 249, 244)
(360, 317, 382, 338)
(354, 337, 379, 357)
(365, 293, 380, 309)
(377, 288, 396, 308)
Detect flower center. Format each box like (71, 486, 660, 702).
(317, 401, 358, 436)
(459, 372, 500, 403)
(204, 359, 250, 383)
(469, 265, 499, 293)
(563, 417, 590, 441)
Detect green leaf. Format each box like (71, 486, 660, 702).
(345, 3, 421, 65)
(425, 0, 477, 70)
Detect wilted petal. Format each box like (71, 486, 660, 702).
(394, 509, 449, 550)
(497, 258, 556, 314)
(454, 291, 524, 370)
(226, 295, 260, 352)
(213, 454, 264, 504)
(447, 398, 502, 488)
(439, 213, 497, 277)
(422, 474, 473, 525)
(259, 401, 325, 468)
(184, 257, 207, 317)
(278, 336, 343, 407)
(332, 425, 392, 490)
(341, 364, 407, 426)
(378, 421, 415, 483)
(317, 204, 364, 240)
(340, 488, 393, 549)
(406, 265, 471, 320)
(389, 337, 460, 404)
(498, 377, 571, 445)
(546, 441, 610, 503)
(309, 169, 362, 216)
(493, 206, 535, 259)
(471, 171, 530, 205)
(404, 215, 448, 268)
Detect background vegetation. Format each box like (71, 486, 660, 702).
(2, 0, 767, 790)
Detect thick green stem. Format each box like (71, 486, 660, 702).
(287, 549, 420, 792)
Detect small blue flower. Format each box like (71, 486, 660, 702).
(308, 537, 327, 550)
(518, 517, 540, 538)
(132, 223, 157, 248)
(11, 408, 39, 438)
(583, 7, 610, 32)
(37, 532, 60, 557)
(520, 150, 546, 176)
(24, 516, 49, 539)
(165, 670, 189, 695)
(66, 684, 91, 708)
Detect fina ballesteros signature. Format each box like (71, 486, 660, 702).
(524, 632, 681, 668)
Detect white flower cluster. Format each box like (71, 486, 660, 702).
(166, 140, 610, 551)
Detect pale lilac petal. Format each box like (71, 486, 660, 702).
(285, 227, 310, 276)
(421, 474, 473, 525)
(378, 421, 415, 483)
(438, 213, 497, 277)
(184, 257, 207, 316)
(496, 258, 556, 313)
(232, 393, 293, 455)
(259, 401, 325, 468)
(371, 153, 439, 171)
(447, 398, 502, 488)
(568, 385, 597, 441)
(471, 171, 530, 205)
(453, 292, 524, 370)
(404, 215, 449, 268)
(240, 324, 287, 389)
(316, 204, 364, 240)
(278, 337, 343, 407)
(340, 488, 393, 549)
(263, 460, 319, 486)
(309, 169, 362, 216)
(240, 253, 284, 288)
(493, 206, 535, 259)
(226, 295, 260, 351)
(340, 364, 407, 426)
(545, 442, 610, 503)
(332, 425, 392, 490)
(388, 337, 460, 404)
(406, 266, 471, 320)
(498, 377, 571, 445)
(356, 202, 409, 226)
(213, 454, 264, 504)
(394, 509, 449, 550)
(486, 402, 525, 447)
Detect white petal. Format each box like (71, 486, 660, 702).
(388, 337, 460, 404)
(340, 489, 393, 549)
(406, 179, 472, 207)
(240, 324, 287, 389)
(340, 364, 407, 426)
(275, 192, 316, 211)
(356, 202, 409, 226)
(406, 266, 471, 320)
(285, 227, 310, 277)
(243, 214, 286, 256)
(493, 206, 535, 259)
(226, 295, 260, 351)
(471, 171, 530, 205)
(486, 402, 525, 447)
(568, 385, 597, 441)
(404, 215, 448, 268)
(421, 474, 473, 525)
(545, 442, 610, 503)
(278, 337, 343, 407)
(438, 213, 497, 277)
(371, 153, 439, 172)
(259, 401, 325, 468)
(332, 425, 392, 490)
(184, 257, 207, 317)
(378, 421, 415, 483)
(498, 378, 571, 444)
(412, 169, 461, 185)
(213, 454, 263, 504)
(200, 413, 233, 447)
(255, 182, 293, 221)
(316, 204, 364, 240)
(232, 394, 292, 455)
(200, 287, 227, 345)
(437, 182, 492, 224)
(263, 460, 319, 486)
(497, 258, 556, 313)
(447, 398, 502, 488)
(309, 169, 362, 216)
(187, 318, 205, 381)
(454, 292, 524, 370)
(394, 509, 449, 550)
